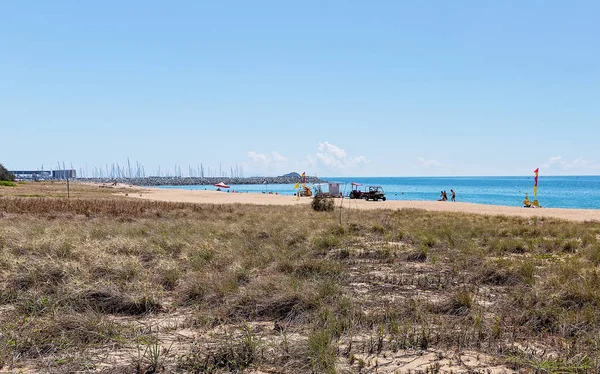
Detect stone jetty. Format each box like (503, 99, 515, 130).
(77, 175, 323, 187)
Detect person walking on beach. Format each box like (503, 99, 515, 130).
(451, 189, 456, 202)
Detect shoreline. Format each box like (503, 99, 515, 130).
(129, 187, 600, 222)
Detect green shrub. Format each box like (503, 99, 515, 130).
(311, 194, 335, 212)
(0, 163, 15, 182)
(0, 181, 16, 187)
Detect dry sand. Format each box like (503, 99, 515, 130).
(129, 187, 600, 222)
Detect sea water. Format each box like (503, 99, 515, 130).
(157, 176, 600, 209)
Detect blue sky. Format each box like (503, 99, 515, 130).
(1, 1, 599, 177)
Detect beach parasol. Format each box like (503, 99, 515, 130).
(214, 182, 230, 189)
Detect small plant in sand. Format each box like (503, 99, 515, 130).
(311, 194, 335, 212)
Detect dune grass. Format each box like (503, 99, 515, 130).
(0, 193, 600, 372)
(0, 180, 138, 199)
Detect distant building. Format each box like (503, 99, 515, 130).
(9, 169, 77, 180)
(9, 170, 52, 180)
(52, 170, 77, 179)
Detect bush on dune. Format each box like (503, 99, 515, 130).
(0, 163, 15, 182)
(311, 194, 335, 212)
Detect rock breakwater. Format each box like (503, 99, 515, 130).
(77, 176, 323, 187)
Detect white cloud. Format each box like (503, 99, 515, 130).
(542, 156, 600, 170)
(247, 151, 270, 164)
(312, 141, 368, 169)
(296, 142, 368, 171)
(247, 151, 288, 167)
(271, 151, 288, 163)
(318, 142, 347, 159)
(355, 156, 368, 164)
(297, 154, 317, 168)
(417, 157, 442, 167)
(249, 142, 367, 174)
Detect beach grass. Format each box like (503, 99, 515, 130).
(1, 184, 600, 372)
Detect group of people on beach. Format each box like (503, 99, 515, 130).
(439, 189, 456, 202)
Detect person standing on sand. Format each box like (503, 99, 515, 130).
(451, 189, 456, 202)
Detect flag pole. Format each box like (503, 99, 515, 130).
(533, 168, 539, 197)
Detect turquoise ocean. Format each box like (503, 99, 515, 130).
(158, 176, 600, 210)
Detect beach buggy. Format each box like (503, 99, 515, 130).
(349, 183, 386, 201)
(363, 186, 386, 201)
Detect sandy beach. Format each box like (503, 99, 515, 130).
(131, 187, 600, 222)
